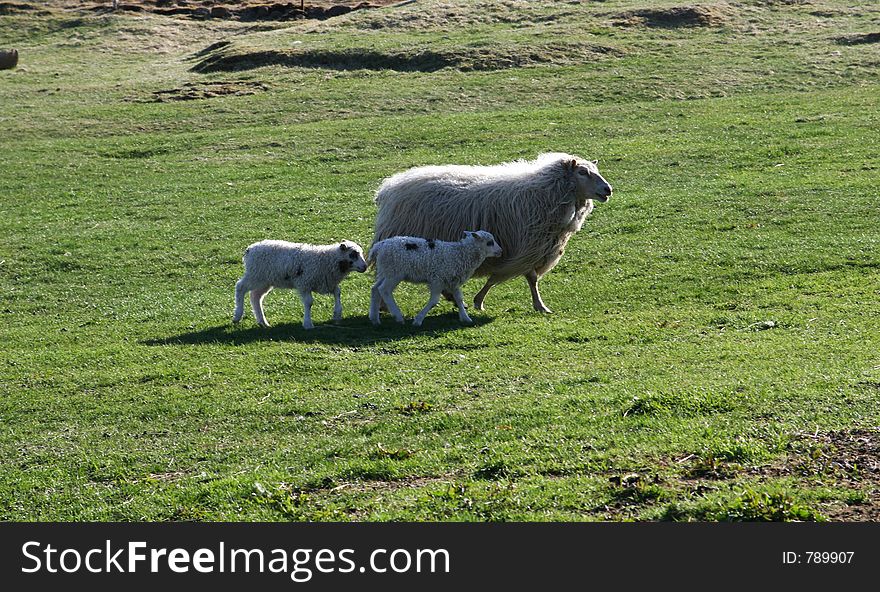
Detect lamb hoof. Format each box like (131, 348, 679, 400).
(473, 300, 485, 311)
(303, 324, 314, 330)
(412, 319, 423, 327)
(460, 317, 474, 325)
(536, 306, 553, 314)
(257, 321, 270, 328)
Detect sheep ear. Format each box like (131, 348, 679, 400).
(591, 159, 599, 166)
(470, 232, 479, 239)
(339, 242, 348, 252)
(566, 159, 577, 171)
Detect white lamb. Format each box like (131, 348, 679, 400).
(368, 231, 503, 326)
(233, 239, 367, 329)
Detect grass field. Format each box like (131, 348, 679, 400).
(1, 0, 879, 521)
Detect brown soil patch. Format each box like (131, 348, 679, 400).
(73, 1, 394, 21)
(754, 428, 880, 521)
(835, 32, 880, 46)
(0, 2, 51, 15)
(614, 4, 730, 28)
(135, 80, 269, 102)
(647, 428, 880, 521)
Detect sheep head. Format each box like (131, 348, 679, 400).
(338, 241, 368, 273)
(563, 156, 613, 204)
(464, 230, 503, 258)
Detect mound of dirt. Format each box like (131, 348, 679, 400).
(0, 1, 51, 15)
(835, 32, 880, 46)
(614, 4, 729, 28)
(132, 80, 269, 102)
(192, 43, 622, 73)
(81, 1, 389, 21)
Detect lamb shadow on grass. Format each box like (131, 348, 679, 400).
(142, 314, 494, 347)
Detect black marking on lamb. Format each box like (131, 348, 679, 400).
(426, 239, 436, 249)
(295, 267, 303, 277)
(404, 242, 420, 250)
(338, 259, 352, 273)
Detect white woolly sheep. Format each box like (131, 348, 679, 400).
(373, 153, 612, 313)
(233, 239, 367, 329)
(368, 231, 502, 326)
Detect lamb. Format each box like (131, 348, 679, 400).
(373, 153, 612, 313)
(368, 231, 502, 326)
(233, 239, 367, 329)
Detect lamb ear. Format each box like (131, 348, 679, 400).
(339, 242, 348, 252)
(566, 159, 577, 171)
(591, 159, 599, 166)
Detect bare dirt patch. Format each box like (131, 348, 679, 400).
(835, 32, 880, 46)
(754, 429, 880, 482)
(614, 4, 730, 28)
(754, 428, 880, 520)
(74, 0, 394, 21)
(192, 42, 623, 73)
(130, 80, 269, 102)
(0, 2, 51, 15)
(672, 428, 880, 520)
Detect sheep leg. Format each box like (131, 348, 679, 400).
(473, 274, 503, 311)
(525, 270, 552, 313)
(442, 290, 466, 309)
(299, 291, 315, 330)
(378, 280, 405, 324)
(413, 288, 442, 327)
(369, 280, 384, 325)
(453, 288, 473, 324)
(332, 286, 343, 321)
(233, 278, 248, 323)
(250, 285, 273, 327)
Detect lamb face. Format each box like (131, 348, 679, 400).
(338, 241, 368, 274)
(466, 230, 503, 259)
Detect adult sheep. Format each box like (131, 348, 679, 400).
(372, 153, 613, 312)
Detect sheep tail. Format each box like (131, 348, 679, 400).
(366, 242, 382, 268)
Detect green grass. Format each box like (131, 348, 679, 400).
(1, 0, 879, 521)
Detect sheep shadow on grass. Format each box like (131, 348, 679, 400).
(142, 314, 494, 347)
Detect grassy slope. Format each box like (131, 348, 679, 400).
(1, 0, 879, 520)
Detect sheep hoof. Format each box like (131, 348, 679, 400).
(412, 319, 423, 327)
(257, 321, 270, 328)
(536, 306, 553, 314)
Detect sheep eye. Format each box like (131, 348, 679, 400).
(578, 168, 592, 178)
(486, 240, 494, 246)
(349, 252, 358, 260)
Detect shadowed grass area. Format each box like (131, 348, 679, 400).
(1, 0, 879, 521)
